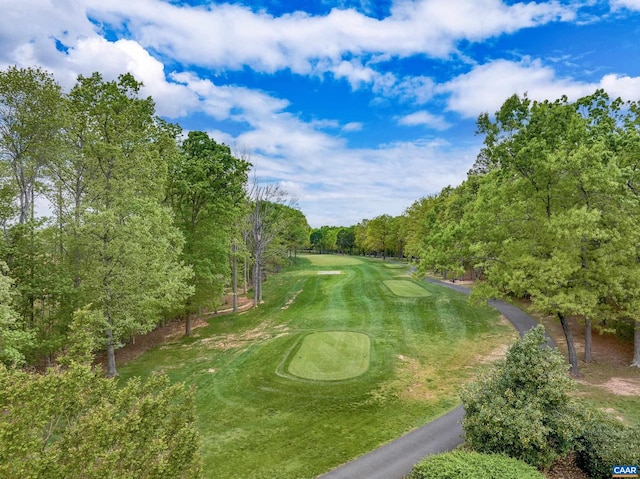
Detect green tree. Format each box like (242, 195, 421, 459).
(167, 131, 250, 335)
(388, 215, 407, 259)
(404, 195, 437, 261)
(68, 73, 192, 377)
(336, 226, 355, 254)
(365, 214, 392, 260)
(0, 66, 63, 227)
(309, 228, 323, 253)
(614, 98, 640, 367)
(0, 66, 68, 363)
(471, 92, 628, 375)
(278, 205, 310, 259)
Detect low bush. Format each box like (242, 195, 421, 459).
(405, 450, 544, 479)
(460, 325, 581, 468)
(575, 410, 640, 479)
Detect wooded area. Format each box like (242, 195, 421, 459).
(0, 66, 310, 374)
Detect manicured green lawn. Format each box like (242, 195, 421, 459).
(384, 279, 432, 297)
(286, 331, 371, 380)
(118, 254, 517, 479)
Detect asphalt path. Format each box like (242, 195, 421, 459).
(318, 277, 554, 479)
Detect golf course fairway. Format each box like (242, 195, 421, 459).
(118, 254, 517, 479)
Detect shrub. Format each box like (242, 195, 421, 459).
(405, 450, 544, 479)
(460, 325, 580, 468)
(0, 363, 203, 478)
(575, 410, 640, 479)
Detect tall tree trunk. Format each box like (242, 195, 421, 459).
(243, 255, 248, 294)
(252, 262, 259, 308)
(232, 241, 238, 313)
(185, 297, 192, 337)
(106, 327, 117, 378)
(584, 317, 593, 363)
(257, 263, 262, 303)
(632, 319, 640, 368)
(558, 312, 580, 377)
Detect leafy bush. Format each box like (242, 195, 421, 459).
(405, 450, 544, 479)
(460, 325, 580, 468)
(575, 410, 640, 479)
(0, 363, 202, 478)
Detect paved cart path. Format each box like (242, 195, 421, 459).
(318, 277, 554, 479)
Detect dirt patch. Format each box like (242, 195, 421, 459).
(199, 323, 289, 351)
(476, 343, 509, 364)
(527, 305, 634, 367)
(281, 289, 303, 310)
(395, 355, 436, 401)
(544, 452, 589, 479)
(597, 377, 640, 396)
(95, 294, 253, 370)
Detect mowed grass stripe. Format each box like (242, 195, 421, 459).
(287, 331, 370, 380)
(384, 279, 432, 297)
(118, 255, 517, 479)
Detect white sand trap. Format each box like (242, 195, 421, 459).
(318, 270, 342, 275)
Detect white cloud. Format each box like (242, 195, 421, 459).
(392, 76, 437, 104)
(341, 122, 364, 132)
(398, 111, 451, 130)
(441, 58, 640, 118)
(78, 0, 576, 76)
(441, 58, 593, 117)
(0, 0, 95, 70)
(291, 138, 479, 227)
(64, 38, 199, 117)
(600, 73, 640, 99)
(610, 0, 640, 10)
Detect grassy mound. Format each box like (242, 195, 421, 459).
(384, 279, 432, 297)
(287, 331, 370, 380)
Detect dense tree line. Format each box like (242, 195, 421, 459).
(325, 91, 640, 372)
(0, 66, 309, 373)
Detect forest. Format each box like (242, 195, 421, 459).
(0, 66, 312, 374)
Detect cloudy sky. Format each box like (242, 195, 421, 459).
(2, 0, 640, 227)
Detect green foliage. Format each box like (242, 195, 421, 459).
(0, 363, 202, 479)
(168, 131, 250, 315)
(66, 72, 194, 376)
(336, 226, 356, 254)
(406, 451, 544, 479)
(365, 214, 393, 258)
(460, 326, 580, 468)
(468, 90, 640, 373)
(575, 410, 640, 479)
(0, 262, 33, 366)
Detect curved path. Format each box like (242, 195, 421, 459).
(318, 277, 555, 479)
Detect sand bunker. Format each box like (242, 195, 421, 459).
(318, 270, 342, 275)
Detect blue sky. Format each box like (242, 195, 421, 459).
(2, 0, 640, 227)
